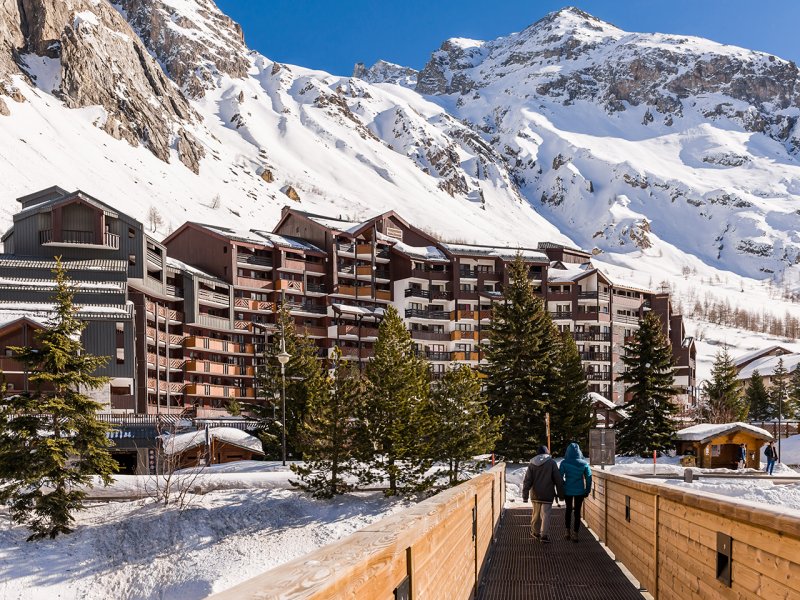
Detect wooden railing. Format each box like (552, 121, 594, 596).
(584, 470, 800, 599)
(209, 463, 505, 600)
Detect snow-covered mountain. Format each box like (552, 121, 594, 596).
(3, 1, 800, 293)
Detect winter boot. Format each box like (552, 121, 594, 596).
(564, 529, 572, 540)
(571, 530, 579, 543)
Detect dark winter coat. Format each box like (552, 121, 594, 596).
(765, 445, 776, 460)
(739, 446, 747, 461)
(522, 453, 564, 504)
(559, 442, 592, 497)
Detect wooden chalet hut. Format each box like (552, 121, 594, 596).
(161, 426, 265, 469)
(675, 422, 773, 469)
(588, 392, 628, 428)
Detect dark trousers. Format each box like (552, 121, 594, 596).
(564, 495, 584, 532)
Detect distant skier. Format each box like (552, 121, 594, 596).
(522, 445, 564, 543)
(764, 441, 777, 475)
(559, 442, 592, 543)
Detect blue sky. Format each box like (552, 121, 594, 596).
(215, 1, 800, 76)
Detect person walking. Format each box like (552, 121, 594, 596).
(522, 445, 564, 543)
(764, 441, 777, 475)
(559, 442, 592, 543)
(738, 443, 747, 469)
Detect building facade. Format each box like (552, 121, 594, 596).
(0, 188, 696, 415)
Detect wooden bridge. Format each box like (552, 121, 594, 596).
(209, 464, 800, 599)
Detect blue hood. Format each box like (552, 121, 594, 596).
(564, 442, 586, 463)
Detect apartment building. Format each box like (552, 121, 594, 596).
(0, 187, 695, 414)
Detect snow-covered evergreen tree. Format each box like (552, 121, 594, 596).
(616, 311, 678, 456)
(769, 358, 790, 420)
(0, 258, 117, 540)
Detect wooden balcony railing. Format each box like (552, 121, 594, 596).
(237, 254, 273, 268)
(198, 289, 230, 305)
(451, 330, 477, 341)
(184, 336, 254, 355)
(184, 383, 255, 399)
(184, 360, 254, 377)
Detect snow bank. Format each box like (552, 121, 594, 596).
(675, 422, 773, 442)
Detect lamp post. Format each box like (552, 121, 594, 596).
(778, 391, 785, 464)
(277, 335, 290, 466)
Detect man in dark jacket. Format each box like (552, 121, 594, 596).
(764, 441, 777, 475)
(522, 445, 565, 543)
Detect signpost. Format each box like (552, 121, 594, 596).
(545, 412, 551, 452)
(589, 428, 616, 469)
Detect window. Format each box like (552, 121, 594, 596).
(115, 322, 125, 364)
(223, 246, 228, 254)
(128, 254, 136, 266)
(128, 227, 135, 239)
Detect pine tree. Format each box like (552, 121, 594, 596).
(745, 370, 771, 420)
(425, 366, 501, 486)
(358, 305, 432, 496)
(291, 347, 363, 498)
(616, 311, 678, 456)
(549, 329, 593, 455)
(0, 258, 117, 540)
(483, 255, 553, 461)
(703, 347, 747, 423)
(787, 366, 800, 419)
(252, 304, 326, 458)
(769, 358, 790, 420)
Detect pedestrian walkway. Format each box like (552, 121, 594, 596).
(476, 506, 645, 600)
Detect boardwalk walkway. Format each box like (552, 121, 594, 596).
(476, 506, 645, 600)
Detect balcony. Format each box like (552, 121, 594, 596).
(297, 325, 328, 338)
(184, 383, 255, 399)
(580, 352, 611, 362)
(146, 248, 164, 267)
(196, 314, 231, 330)
(411, 330, 450, 342)
(405, 288, 431, 299)
(146, 379, 185, 393)
(356, 243, 372, 257)
(146, 353, 184, 371)
(333, 346, 375, 360)
(237, 253, 273, 269)
(146, 327, 184, 346)
(451, 330, 477, 341)
(451, 310, 477, 321)
(39, 229, 120, 249)
(452, 351, 481, 362)
(614, 314, 640, 325)
(550, 311, 573, 320)
(234, 298, 275, 313)
(184, 336, 254, 355)
(276, 279, 304, 293)
(411, 268, 450, 281)
(578, 291, 610, 302)
(548, 291, 573, 301)
(405, 309, 450, 320)
(198, 289, 230, 306)
(477, 309, 492, 320)
(572, 332, 612, 342)
(459, 269, 477, 279)
(288, 303, 327, 315)
(575, 311, 610, 322)
(375, 289, 392, 301)
(145, 302, 183, 323)
(236, 275, 273, 290)
(336, 242, 355, 254)
(306, 283, 326, 294)
(338, 324, 380, 338)
(585, 371, 611, 381)
(337, 285, 372, 297)
(184, 360, 254, 377)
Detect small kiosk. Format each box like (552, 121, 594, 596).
(675, 422, 773, 469)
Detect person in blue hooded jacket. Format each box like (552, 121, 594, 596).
(559, 442, 592, 542)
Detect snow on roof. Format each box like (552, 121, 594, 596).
(194, 222, 275, 246)
(0, 302, 132, 322)
(440, 242, 548, 261)
(0, 277, 124, 291)
(303, 214, 365, 235)
(331, 303, 385, 318)
(249, 230, 325, 253)
(733, 345, 793, 368)
(165, 256, 226, 284)
(548, 264, 593, 283)
(676, 422, 773, 442)
(736, 353, 800, 380)
(161, 427, 264, 456)
(391, 239, 448, 262)
(587, 392, 629, 418)
(0, 256, 127, 271)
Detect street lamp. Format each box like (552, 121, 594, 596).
(778, 390, 785, 464)
(277, 336, 290, 466)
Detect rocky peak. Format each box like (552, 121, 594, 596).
(0, 0, 205, 171)
(352, 59, 418, 88)
(115, 0, 249, 97)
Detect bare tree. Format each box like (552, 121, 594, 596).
(148, 206, 164, 233)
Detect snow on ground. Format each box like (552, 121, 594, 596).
(504, 454, 800, 514)
(0, 463, 410, 600)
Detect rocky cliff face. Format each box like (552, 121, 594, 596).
(117, 0, 249, 97)
(352, 60, 418, 88)
(0, 0, 204, 172)
(417, 7, 800, 152)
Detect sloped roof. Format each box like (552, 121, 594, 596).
(160, 427, 264, 456)
(733, 345, 794, 368)
(675, 422, 773, 443)
(736, 353, 800, 381)
(588, 392, 629, 419)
